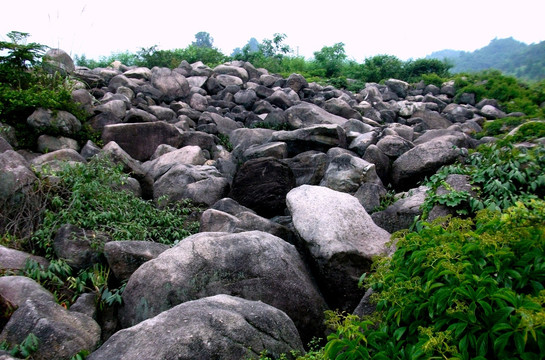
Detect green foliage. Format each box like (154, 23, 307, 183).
(428, 37, 545, 82)
(217, 133, 233, 152)
(480, 117, 527, 138)
(0, 333, 39, 359)
(403, 58, 451, 83)
(361, 55, 405, 83)
(192, 31, 214, 48)
(31, 156, 201, 257)
(324, 199, 545, 359)
(421, 143, 545, 219)
(453, 70, 544, 117)
(0, 31, 90, 149)
(313, 43, 347, 78)
(508, 121, 545, 142)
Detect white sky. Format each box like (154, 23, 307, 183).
(1, 0, 544, 62)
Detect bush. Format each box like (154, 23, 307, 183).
(421, 143, 545, 218)
(324, 199, 545, 359)
(29, 156, 201, 257)
(0, 31, 89, 149)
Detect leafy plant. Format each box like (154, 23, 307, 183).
(421, 143, 545, 219)
(0, 333, 39, 359)
(30, 156, 201, 257)
(323, 199, 545, 359)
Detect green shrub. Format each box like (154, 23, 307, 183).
(324, 199, 545, 359)
(421, 143, 545, 218)
(0, 31, 90, 149)
(508, 121, 545, 142)
(480, 117, 527, 138)
(30, 157, 200, 257)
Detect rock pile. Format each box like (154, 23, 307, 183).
(0, 51, 518, 359)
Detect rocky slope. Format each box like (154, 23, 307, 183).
(0, 49, 520, 359)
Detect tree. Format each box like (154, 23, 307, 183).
(313, 42, 347, 77)
(259, 33, 291, 59)
(0, 31, 47, 87)
(192, 31, 214, 48)
(361, 55, 404, 83)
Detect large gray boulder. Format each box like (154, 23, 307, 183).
(230, 157, 296, 218)
(323, 98, 362, 120)
(285, 102, 348, 128)
(153, 164, 229, 206)
(284, 150, 328, 186)
(319, 152, 382, 194)
(142, 145, 208, 180)
(391, 138, 465, 190)
(200, 198, 293, 241)
(43, 48, 75, 76)
(0, 151, 36, 202)
(101, 122, 183, 161)
(0, 246, 49, 272)
(150, 67, 190, 102)
(271, 124, 347, 157)
(286, 185, 392, 310)
(90, 295, 304, 360)
(0, 277, 100, 360)
(53, 224, 110, 271)
(119, 231, 327, 344)
(103, 241, 170, 282)
(371, 186, 428, 233)
(27, 108, 82, 136)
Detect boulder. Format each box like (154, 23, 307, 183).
(376, 134, 414, 158)
(265, 90, 294, 110)
(286, 185, 392, 310)
(411, 109, 453, 129)
(37, 135, 79, 153)
(200, 204, 293, 242)
(101, 122, 182, 161)
(99, 141, 154, 200)
(43, 48, 75, 76)
(348, 130, 379, 156)
(480, 104, 506, 119)
(90, 295, 304, 360)
(271, 124, 347, 157)
(103, 241, 169, 282)
(391, 139, 465, 190)
(362, 144, 390, 183)
(0, 277, 100, 360)
(284, 150, 328, 186)
(27, 108, 82, 136)
(354, 182, 387, 213)
(320, 153, 382, 194)
(150, 67, 190, 102)
(323, 98, 362, 120)
(442, 103, 474, 123)
(385, 79, 409, 98)
(286, 102, 348, 128)
(123, 67, 152, 81)
(0, 137, 13, 153)
(53, 224, 110, 271)
(371, 186, 428, 233)
(214, 64, 249, 82)
(0, 276, 55, 306)
(30, 149, 86, 169)
(119, 231, 327, 344)
(1, 298, 100, 360)
(0, 246, 49, 273)
(242, 141, 288, 161)
(153, 164, 229, 206)
(230, 157, 296, 218)
(0, 151, 36, 202)
(142, 145, 208, 180)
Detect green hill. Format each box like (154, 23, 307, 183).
(427, 37, 545, 81)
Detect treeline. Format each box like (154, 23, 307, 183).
(428, 37, 545, 82)
(75, 32, 451, 92)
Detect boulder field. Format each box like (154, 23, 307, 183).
(0, 49, 518, 359)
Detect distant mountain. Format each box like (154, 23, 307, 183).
(427, 37, 545, 81)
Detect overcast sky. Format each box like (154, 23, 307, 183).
(1, 0, 544, 63)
